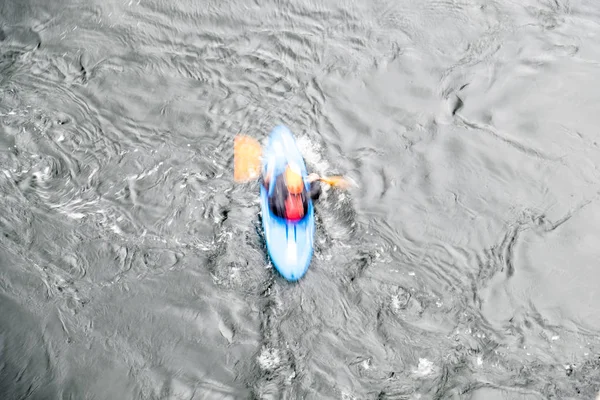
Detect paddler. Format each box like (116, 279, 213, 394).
(262, 164, 322, 221)
(233, 133, 351, 221)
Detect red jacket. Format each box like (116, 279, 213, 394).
(284, 194, 304, 221)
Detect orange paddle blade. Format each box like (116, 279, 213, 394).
(234, 135, 262, 183)
(319, 176, 353, 189)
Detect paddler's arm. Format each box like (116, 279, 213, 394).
(307, 173, 322, 201)
(261, 172, 270, 189)
(262, 157, 276, 190)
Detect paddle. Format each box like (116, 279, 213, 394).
(233, 134, 353, 189)
(234, 135, 262, 183)
(314, 175, 354, 189)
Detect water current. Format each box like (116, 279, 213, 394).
(1, 0, 600, 399)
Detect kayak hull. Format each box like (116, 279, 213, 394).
(260, 125, 315, 281)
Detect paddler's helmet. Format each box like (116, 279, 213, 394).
(284, 164, 303, 195)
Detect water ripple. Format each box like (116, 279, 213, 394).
(2, 0, 600, 398)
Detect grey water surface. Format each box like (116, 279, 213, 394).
(1, 0, 600, 399)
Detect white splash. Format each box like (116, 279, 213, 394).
(413, 358, 435, 377)
(257, 347, 281, 372)
(391, 294, 402, 311)
(361, 359, 371, 370)
(295, 135, 330, 174)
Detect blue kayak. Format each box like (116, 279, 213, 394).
(260, 125, 315, 281)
